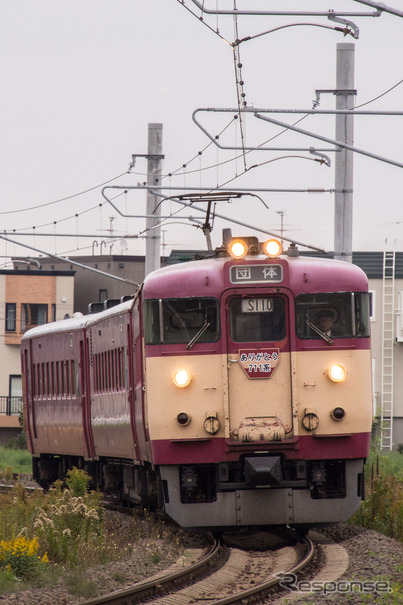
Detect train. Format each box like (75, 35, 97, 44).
(21, 231, 373, 531)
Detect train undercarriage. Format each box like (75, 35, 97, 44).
(32, 452, 365, 530)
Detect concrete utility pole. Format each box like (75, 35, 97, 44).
(145, 123, 164, 276)
(334, 43, 355, 263)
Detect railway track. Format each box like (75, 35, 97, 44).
(81, 533, 315, 605)
(81, 536, 224, 605)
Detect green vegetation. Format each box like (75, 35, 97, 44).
(350, 440, 403, 542)
(0, 469, 105, 572)
(0, 445, 32, 477)
(0, 467, 184, 597)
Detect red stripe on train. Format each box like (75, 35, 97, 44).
(150, 432, 371, 465)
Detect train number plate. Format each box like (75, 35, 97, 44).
(241, 298, 273, 313)
(238, 348, 280, 379)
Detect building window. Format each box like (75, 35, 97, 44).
(7, 375, 22, 415)
(99, 289, 107, 303)
(5, 303, 16, 332)
(21, 303, 48, 332)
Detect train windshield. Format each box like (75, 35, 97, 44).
(144, 298, 219, 344)
(229, 297, 286, 342)
(295, 292, 371, 340)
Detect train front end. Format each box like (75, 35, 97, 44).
(143, 236, 373, 530)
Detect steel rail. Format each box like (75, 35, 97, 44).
(80, 537, 222, 605)
(209, 535, 315, 605)
(81, 534, 314, 605)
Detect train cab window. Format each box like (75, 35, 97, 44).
(229, 297, 286, 342)
(295, 292, 371, 340)
(144, 298, 219, 344)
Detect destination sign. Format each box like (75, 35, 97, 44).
(230, 264, 283, 284)
(241, 298, 273, 313)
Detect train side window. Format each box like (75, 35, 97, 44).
(55, 361, 60, 396)
(32, 364, 37, 398)
(61, 362, 66, 396)
(70, 360, 77, 396)
(295, 292, 371, 339)
(144, 298, 219, 344)
(39, 364, 44, 398)
(229, 297, 286, 342)
(42, 363, 46, 398)
(144, 301, 161, 343)
(46, 363, 50, 398)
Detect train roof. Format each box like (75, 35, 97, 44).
(143, 253, 368, 299)
(21, 299, 135, 341)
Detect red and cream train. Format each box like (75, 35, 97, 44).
(21, 233, 373, 531)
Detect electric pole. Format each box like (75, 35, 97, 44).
(145, 123, 164, 276)
(334, 43, 355, 263)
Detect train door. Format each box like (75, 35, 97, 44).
(21, 345, 35, 452)
(130, 294, 151, 461)
(80, 338, 95, 459)
(224, 290, 293, 442)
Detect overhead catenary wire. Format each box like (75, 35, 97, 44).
(3, 49, 402, 253)
(232, 2, 248, 172)
(12, 192, 125, 234)
(175, 0, 232, 45)
(127, 80, 403, 182)
(0, 233, 140, 286)
(0, 171, 129, 216)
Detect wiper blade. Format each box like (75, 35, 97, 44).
(306, 321, 334, 344)
(186, 322, 211, 349)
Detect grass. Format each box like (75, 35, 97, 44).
(0, 445, 32, 477)
(0, 467, 186, 597)
(350, 440, 403, 542)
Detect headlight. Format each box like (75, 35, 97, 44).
(172, 369, 191, 388)
(263, 238, 282, 258)
(228, 239, 249, 259)
(328, 364, 347, 383)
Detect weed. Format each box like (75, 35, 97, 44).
(65, 568, 99, 598)
(150, 551, 161, 564)
(112, 570, 128, 583)
(0, 535, 48, 579)
(0, 568, 19, 591)
(65, 466, 92, 497)
(351, 438, 403, 542)
(0, 446, 32, 475)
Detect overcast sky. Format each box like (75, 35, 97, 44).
(1, 0, 403, 262)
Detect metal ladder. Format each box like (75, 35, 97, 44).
(380, 250, 395, 450)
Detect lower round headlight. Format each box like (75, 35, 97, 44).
(328, 364, 347, 383)
(172, 369, 191, 388)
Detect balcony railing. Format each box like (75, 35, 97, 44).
(0, 396, 23, 415)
